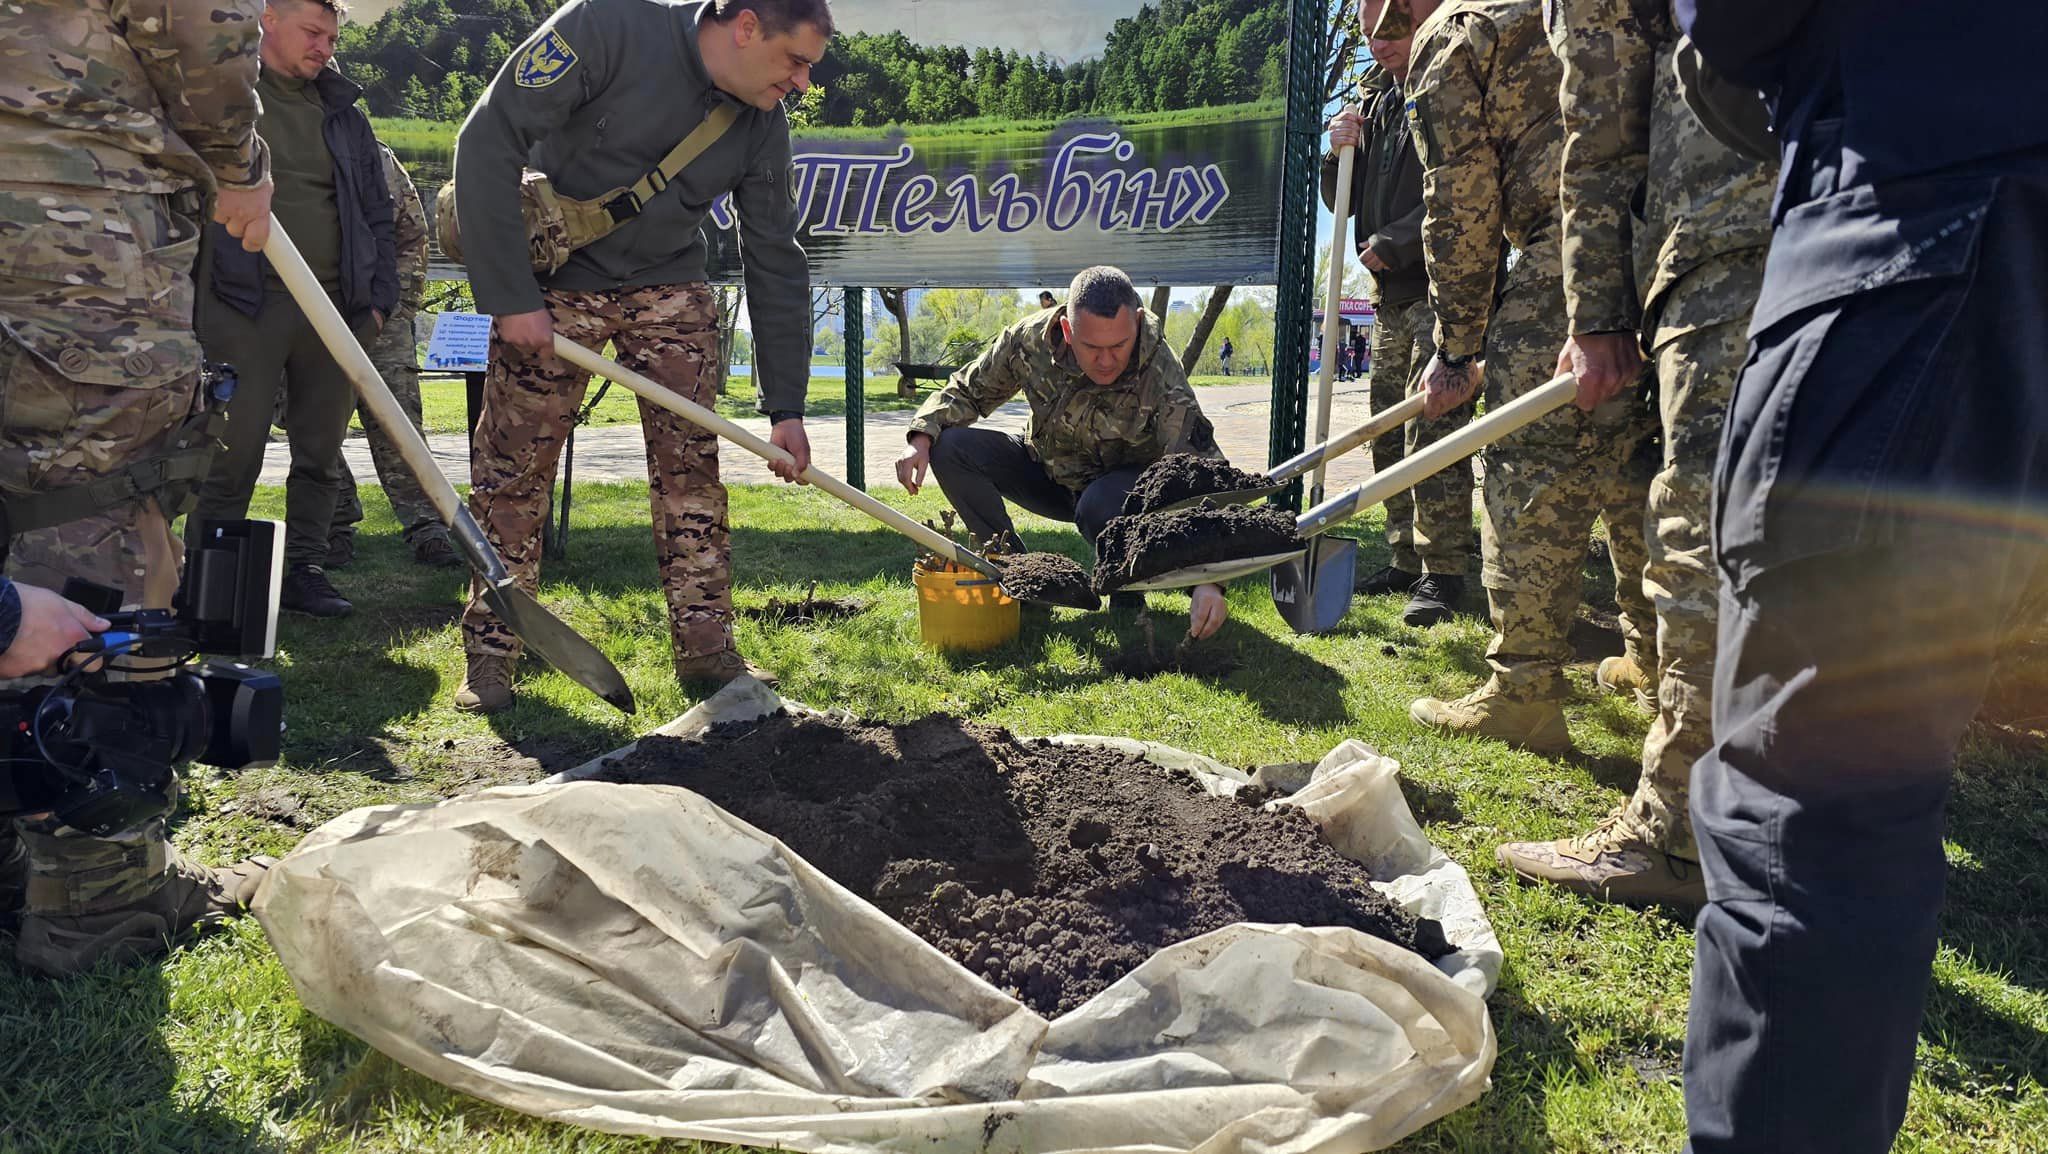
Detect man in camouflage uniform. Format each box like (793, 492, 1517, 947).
(1387, 0, 1657, 755)
(1324, 0, 1476, 627)
(895, 266, 1231, 639)
(1491, 1, 1775, 906)
(323, 143, 460, 569)
(0, 0, 278, 976)
(453, 0, 829, 712)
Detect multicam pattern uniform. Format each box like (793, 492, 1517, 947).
(909, 307, 1219, 492)
(464, 284, 734, 668)
(0, 1, 266, 911)
(332, 144, 446, 548)
(1551, 0, 1774, 857)
(1402, 0, 1655, 703)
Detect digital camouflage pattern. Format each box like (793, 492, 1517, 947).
(1403, 0, 1657, 706)
(333, 146, 446, 547)
(1550, 0, 1774, 857)
(1403, 0, 1566, 360)
(1367, 294, 1475, 576)
(910, 307, 1219, 492)
(1474, 250, 1655, 704)
(465, 284, 736, 669)
(1550, 0, 1774, 342)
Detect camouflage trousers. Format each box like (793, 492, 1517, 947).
(0, 187, 208, 918)
(1478, 251, 1656, 703)
(1369, 294, 1476, 575)
(330, 308, 446, 547)
(464, 284, 733, 667)
(1614, 307, 1751, 859)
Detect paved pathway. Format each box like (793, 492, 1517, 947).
(262, 381, 1401, 497)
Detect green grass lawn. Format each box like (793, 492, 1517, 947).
(2, 482, 2043, 1152)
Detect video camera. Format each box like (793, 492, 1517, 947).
(2, 520, 285, 836)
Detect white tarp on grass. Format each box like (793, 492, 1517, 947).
(255, 678, 1501, 1153)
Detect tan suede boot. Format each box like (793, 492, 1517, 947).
(1409, 678, 1572, 754)
(675, 649, 779, 689)
(1496, 812, 1707, 909)
(454, 652, 516, 713)
(1596, 651, 1655, 712)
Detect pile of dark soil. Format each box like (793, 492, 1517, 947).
(1092, 502, 1301, 592)
(589, 711, 1451, 1017)
(992, 552, 1101, 610)
(1120, 454, 1271, 517)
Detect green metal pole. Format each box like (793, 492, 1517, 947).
(1269, 0, 1327, 512)
(844, 286, 865, 491)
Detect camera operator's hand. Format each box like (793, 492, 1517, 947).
(0, 582, 109, 678)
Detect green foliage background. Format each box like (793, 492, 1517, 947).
(339, 0, 1288, 125)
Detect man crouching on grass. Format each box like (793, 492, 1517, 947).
(895, 266, 1230, 640)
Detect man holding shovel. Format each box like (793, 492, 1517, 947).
(896, 266, 1230, 640)
(1385, 0, 1657, 755)
(1324, 0, 1476, 627)
(453, 0, 828, 712)
(1489, 3, 1774, 907)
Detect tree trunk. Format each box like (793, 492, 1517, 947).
(1148, 284, 1171, 322)
(878, 288, 916, 398)
(714, 286, 744, 397)
(1179, 285, 1235, 374)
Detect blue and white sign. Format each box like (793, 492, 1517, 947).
(423, 311, 493, 372)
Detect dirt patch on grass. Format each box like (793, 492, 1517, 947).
(587, 710, 1450, 1017)
(738, 584, 871, 625)
(1093, 503, 1300, 592)
(1119, 454, 1270, 517)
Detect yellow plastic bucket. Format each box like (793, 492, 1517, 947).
(913, 562, 1019, 651)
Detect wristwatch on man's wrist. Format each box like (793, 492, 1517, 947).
(1439, 350, 1474, 369)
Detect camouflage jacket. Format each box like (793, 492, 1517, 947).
(910, 307, 1220, 492)
(378, 143, 429, 316)
(0, 0, 267, 196)
(1550, 0, 1775, 345)
(1404, 0, 1566, 360)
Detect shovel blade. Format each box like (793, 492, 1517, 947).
(482, 581, 637, 714)
(1270, 537, 1358, 634)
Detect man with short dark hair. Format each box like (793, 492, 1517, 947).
(454, 0, 829, 711)
(896, 266, 1230, 639)
(193, 0, 398, 620)
(1038, 290, 1057, 310)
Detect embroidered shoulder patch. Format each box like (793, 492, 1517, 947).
(515, 29, 578, 89)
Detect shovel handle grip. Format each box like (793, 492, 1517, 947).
(550, 337, 1004, 580)
(1267, 392, 1425, 487)
(1297, 373, 1578, 537)
(263, 216, 464, 526)
(1312, 144, 1357, 500)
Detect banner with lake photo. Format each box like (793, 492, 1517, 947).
(702, 0, 1292, 287)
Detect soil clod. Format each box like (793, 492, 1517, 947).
(1093, 502, 1302, 592)
(589, 710, 1451, 1016)
(1120, 454, 1271, 518)
(992, 551, 1101, 610)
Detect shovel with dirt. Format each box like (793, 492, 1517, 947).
(1098, 373, 1580, 595)
(263, 218, 637, 714)
(548, 339, 1102, 610)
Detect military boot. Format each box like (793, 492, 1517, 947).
(454, 652, 516, 713)
(1356, 564, 1422, 596)
(1596, 649, 1655, 712)
(1496, 812, 1707, 909)
(1409, 677, 1572, 754)
(0, 825, 27, 934)
(411, 532, 464, 569)
(13, 824, 275, 977)
(676, 649, 779, 689)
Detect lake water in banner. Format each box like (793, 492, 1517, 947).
(395, 114, 1282, 288)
